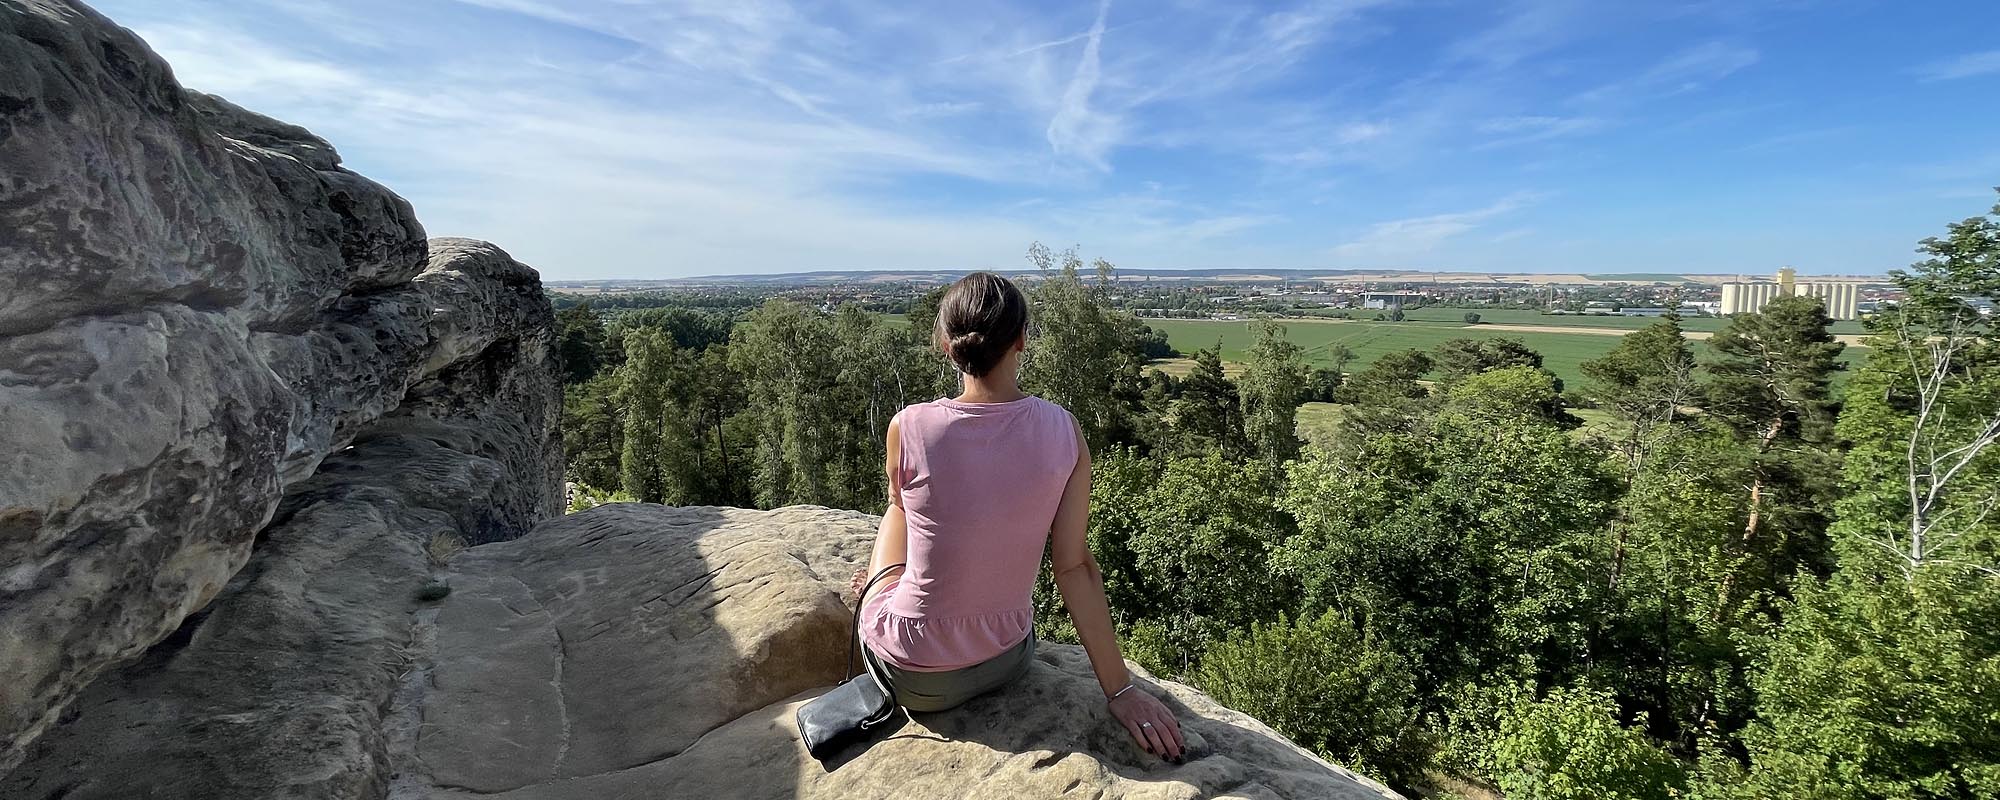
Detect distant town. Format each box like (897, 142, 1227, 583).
(546, 267, 1951, 323)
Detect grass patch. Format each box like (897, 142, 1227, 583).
(1295, 402, 1347, 445)
(1149, 317, 1627, 387)
(1148, 357, 1248, 379)
(427, 532, 467, 566)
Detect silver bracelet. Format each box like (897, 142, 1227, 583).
(1108, 681, 1137, 701)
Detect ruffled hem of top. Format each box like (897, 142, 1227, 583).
(859, 580, 1032, 673)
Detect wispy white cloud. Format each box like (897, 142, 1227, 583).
(1730, 126, 1855, 153)
(1474, 115, 1605, 148)
(1330, 192, 1542, 263)
(1046, 0, 1117, 170)
(1914, 50, 2000, 81)
(1443, 0, 1592, 69)
(1572, 41, 1759, 105)
(1336, 122, 1391, 143)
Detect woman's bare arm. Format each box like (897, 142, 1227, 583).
(857, 417, 908, 605)
(1050, 416, 1185, 760)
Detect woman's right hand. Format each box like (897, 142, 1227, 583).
(1108, 685, 1185, 761)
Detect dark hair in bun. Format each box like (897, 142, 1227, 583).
(935, 271, 1028, 378)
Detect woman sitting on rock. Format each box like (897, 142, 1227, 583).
(852, 270, 1186, 762)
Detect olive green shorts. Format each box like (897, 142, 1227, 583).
(862, 633, 1036, 713)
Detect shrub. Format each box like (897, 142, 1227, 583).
(1490, 683, 1686, 800)
(1305, 367, 1344, 403)
(1463, 312, 1482, 325)
(566, 482, 636, 513)
(415, 581, 453, 602)
(1192, 609, 1429, 784)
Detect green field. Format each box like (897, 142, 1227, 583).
(884, 310, 1864, 389)
(1148, 316, 1865, 388)
(1376, 306, 1866, 335)
(1582, 273, 1699, 282)
(1151, 317, 1627, 386)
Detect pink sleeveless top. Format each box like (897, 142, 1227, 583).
(860, 395, 1080, 671)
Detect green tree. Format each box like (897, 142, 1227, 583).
(1597, 423, 1771, 752)
(562, 373, 624, 490)
(829, 306, 939, 512)
(1332, 349, 1434, 437)
(1165, 345, 1247, 458)
(1734, 573, 2000, 799)
(1726, 195, 2000, 799)
(1704, 295, 1845, 591)
(555, 302, 608, 384)
(1583, 315, 1702, 595)
(689, 345, 750, 505)
(1582, 314, 1700, 468)
(1193, 610, 1429, 786)
(1131, 368, 1180, 455)
(1240, 318, 1309, 464)
(1127, 317, 1177, 359)
(616, 306, 735, 352)
(1304, 367, 1344, 403)
(1125, 454, 1292, 670)
(1279, 411, 1620, 697)
(1335, 349, 1432, 404)
(1022, 243, 1147, 451)
(1490, 683, 1687, 800)
(1442, 364, 1570, 424)
(729, 299, 842, 508)
(1432, 337, 1546, 389)
(1326, 342, 1357, 378)
(1832, 196, 2000, 579)
(907, 284, 947, 339)
(616, 329, 703, 504)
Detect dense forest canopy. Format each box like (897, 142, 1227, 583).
(556, 198, 2000, 799)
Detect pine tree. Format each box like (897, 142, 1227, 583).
(1167, 345, 1247, 458)
(1703, 295, 1845, 592)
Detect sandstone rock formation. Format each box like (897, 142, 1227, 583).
(397, 505, 1399, 800)
(0, 0, 558, 769)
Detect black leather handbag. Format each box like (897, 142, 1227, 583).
(797, 563, 906, 761)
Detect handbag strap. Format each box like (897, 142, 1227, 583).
(847, 563, 906, 681)
(850, 563, 906, 728)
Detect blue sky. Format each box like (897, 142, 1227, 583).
(95, 0, 2000, 279)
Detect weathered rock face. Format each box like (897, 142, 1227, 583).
(0, 0, 559, 768)
(398, 505, 1401, 800)
(4, 402, 553, 800)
